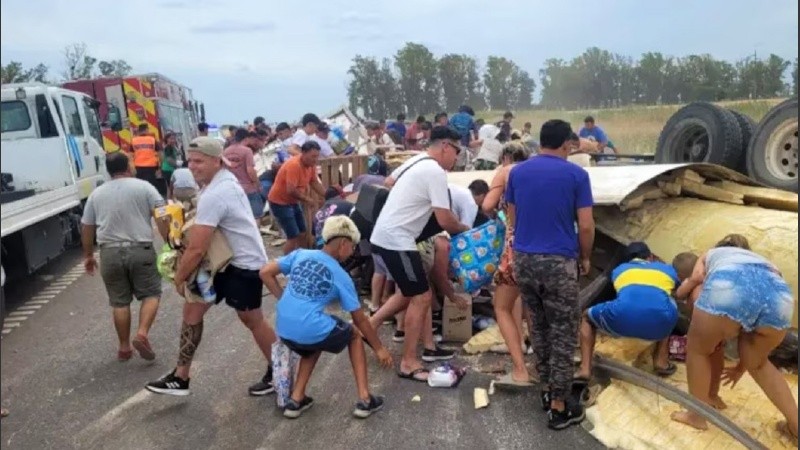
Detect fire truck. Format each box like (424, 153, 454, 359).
(62, 73, 204, 156)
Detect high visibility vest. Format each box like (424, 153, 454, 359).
(131, 135, 159, 167)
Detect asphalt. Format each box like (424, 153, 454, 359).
(0, 245, 605, 450)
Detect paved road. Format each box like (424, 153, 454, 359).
(0, 247, 604, 450)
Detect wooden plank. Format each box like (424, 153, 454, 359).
(620, 185, 667, 211)
(708, 181, 798, 212)
(680, 180, 744, 205)
(657, 180, 682, 197)
(677, 168, 706, 184)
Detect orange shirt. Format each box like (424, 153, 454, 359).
(131, 135, 159, 167)
(267, 155, 316, 205)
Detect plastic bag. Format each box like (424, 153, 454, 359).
(271, 341, 300, 408)
(449, 219, 506, 293)
(156, 243, 179, 281)
(427, 363, 467, 388)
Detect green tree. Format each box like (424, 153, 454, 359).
(438, 54, 484, 112)
(394, 43, 440, 115)
(375, 58, 403, 120)
(484, 56, 533, 110)
(1, 61, 50, 84)
(346, 55, 381, 118)
(98, 59, 133, 77)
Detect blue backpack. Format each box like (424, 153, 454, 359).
(449, 112, 473, 139)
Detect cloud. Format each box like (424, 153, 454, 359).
(190, 20, 275, 34)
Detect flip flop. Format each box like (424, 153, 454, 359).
(494, 373, 534, 389)
(397, 368, 429, 383)
(654, 362, 677, 377)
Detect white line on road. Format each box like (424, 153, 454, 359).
(17, 305, 42, 311)
(50, 281, 73, 287)
(26, 300, 50, 305)
(9, 311, 36, 316)
(2, 329, 10, 334)
(40, 290, 63, 295)
(3, 316, 28, 322)
(3, 322, 20, 328)
(31, 295, 55, 300)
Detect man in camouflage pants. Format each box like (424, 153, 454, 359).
(505, 119, 595, 430)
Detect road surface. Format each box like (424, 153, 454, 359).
(0, 246, 604, 450)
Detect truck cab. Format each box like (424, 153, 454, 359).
(1, 83, 109, 286)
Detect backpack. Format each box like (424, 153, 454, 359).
(449, 112, 473, 139)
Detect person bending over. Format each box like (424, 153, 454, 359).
(260, 216, 393, 419)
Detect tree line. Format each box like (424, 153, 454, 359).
(1, 42, 133, 84)
(347, 43, 799, 118)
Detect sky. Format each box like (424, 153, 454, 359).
(2, 0, 797, 124)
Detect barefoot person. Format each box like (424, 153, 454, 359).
(260, 216, 393, 419)
(670, 234, 798, 440)
(575, 242, 681, 383)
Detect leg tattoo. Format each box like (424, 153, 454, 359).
(177, 321, 204, 366)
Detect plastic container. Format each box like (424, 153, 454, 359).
(427, 363, 467, 388)
(195, 269, 216, 303)
(272, 341, 300, 408)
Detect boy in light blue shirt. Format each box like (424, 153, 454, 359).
(260, 215, 392, 419)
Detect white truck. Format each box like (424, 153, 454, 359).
(1, 83, 108, 314)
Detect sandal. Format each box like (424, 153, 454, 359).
(654, 362, 677, 377)
(494, 373, 534, 389)
(397, 368, 429, 382)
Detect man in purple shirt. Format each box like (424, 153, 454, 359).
(505, 119, 595, 431)
(223, 129, 262, 219)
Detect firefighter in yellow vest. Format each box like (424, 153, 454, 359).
(130, 124, 163, 191)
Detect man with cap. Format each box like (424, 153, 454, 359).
(310, 122, 336, 159)
(575, 241, 681, 385)
(145, 137, 278, 397)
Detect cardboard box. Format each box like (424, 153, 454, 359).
(442, 298, 472, 342)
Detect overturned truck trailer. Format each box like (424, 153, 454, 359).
(448, 163, 799, 328)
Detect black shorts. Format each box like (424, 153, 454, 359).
(213, 265, 263, 312)
(281, 317, 353, 357)
(372, 244, 429, 298)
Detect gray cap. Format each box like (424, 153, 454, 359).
(187, 136, 223, 158)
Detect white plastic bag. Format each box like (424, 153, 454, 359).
(271, 341, 300, 408)
(427, 363, 467, 388)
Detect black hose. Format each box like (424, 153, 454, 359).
(593, 356, 768, 450)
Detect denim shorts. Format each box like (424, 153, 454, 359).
(587, 295, 678, 341)
(269, 202, 306, 239)
(695, 264, 794, 332)
(247, 192, 265, 219)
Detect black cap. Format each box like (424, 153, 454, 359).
(626, 242, 652, 260)
(430, 126, 461, 142)
(301, 113, 321, 127)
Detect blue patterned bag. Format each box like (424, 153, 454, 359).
(449, 219, 506, 293)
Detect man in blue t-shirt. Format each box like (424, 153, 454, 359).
(449, 105, 476, 147)
(505, 119, 595, 431)
(386, 113, 407, 144)
(575, 242, 680, 384)
(260, 216, 392, 419)
(578, 116, 616, 153)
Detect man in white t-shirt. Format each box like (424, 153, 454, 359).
(310, 122, 336, 159)
(287, 113, 321, 156)
(367, 127, 469, 382)
(146, 137, 278, 398)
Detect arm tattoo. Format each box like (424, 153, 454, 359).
(177, 321, 204, 367)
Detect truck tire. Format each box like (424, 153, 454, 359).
(745, 98, 798, 192)
(726, 109, 757, 175)
(655, 102, 744, 169)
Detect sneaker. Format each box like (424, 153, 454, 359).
(146, 370, 190, 396)
(547, 401, 585, 430)
(392, 331, 405, 343)
(283, 396, 314, 419)
(248, 368, 275, 396)
(353, 394, 385, 419)
(422, 347, 455, 362)
(433, 333, 443, 343)
(540, 390, 551, 412)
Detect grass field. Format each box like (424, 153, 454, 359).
(478, 98, 786, 154)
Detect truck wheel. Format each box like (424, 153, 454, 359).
(655, 102, 743, 169)
(726, 109, 757, 175)
(746, 98, 798, 192)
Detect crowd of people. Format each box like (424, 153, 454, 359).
(76, 106, 797, 440)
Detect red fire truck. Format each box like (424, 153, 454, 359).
(63, 73, 204, 155)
